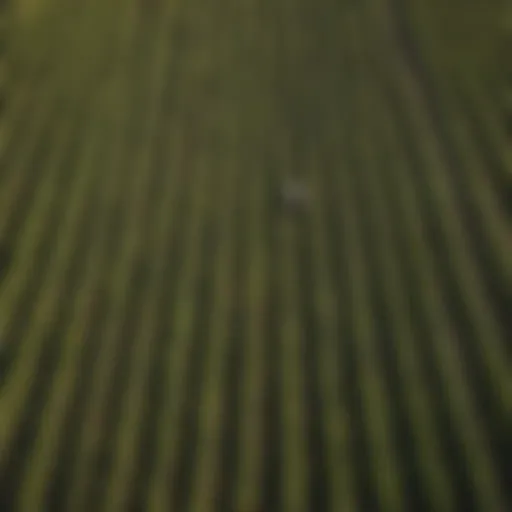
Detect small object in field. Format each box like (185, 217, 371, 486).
(0, 240, 13, 283)
(279, 177, 312, 215)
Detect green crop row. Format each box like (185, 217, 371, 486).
(0, 0, 509, 511)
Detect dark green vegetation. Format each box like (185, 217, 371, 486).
(0, 0, 510, 511)
(406, 0, 508, 84)
(0, 240, 11, 281)
(0, 0, 8, 116)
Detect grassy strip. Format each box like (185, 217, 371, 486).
(387, 43, 511, 416)
(100, 145, 177, 511)
(58, 6, 152, 511)
(457, 81, 512, 198)
(432, 88, 511, 283)
(145, 150, 214, 512)
(266, 5, 311, 510)
(0, 111, 106, 508)
(370, 0, 511, 410)
(0, 83, 41, 184)
(277, 140, 309, 512)
(231, 5, 276, 504)
(99, 107, 174, 507)
(399, 0, 505, 89)
(374, 0, 511, 215)
(186, 136, 237, 512)
(9, 0, 102, 85)
(233, 149, 267, 512)
(0, 81, 56, 232)
(99, 5, 183, 511)
(356, 21, 456, 512)
(0, 85, 95, 447)
(374, 0, 511, 475)
(309, 144, 357, 511)
(0, 0, 112, 227)
(37, 85, 131, 512)
(378, 0, 512, 302)
(0, 0, 119, 382)
(378, 51, 508, 512)
(0, 94, 79, 348)
(339, 17, 406, 512)
(432, 94, 512, 301)
(14, 82, 117, 512)
(385, 0, 511, 203)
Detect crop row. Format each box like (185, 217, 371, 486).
(0, 0, 510, 511)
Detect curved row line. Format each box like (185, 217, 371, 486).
(361, 1, 509, 508)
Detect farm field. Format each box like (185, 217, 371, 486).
(0, 0, 511, 511)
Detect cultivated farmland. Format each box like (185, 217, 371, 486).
(0, 0, 510, 511)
